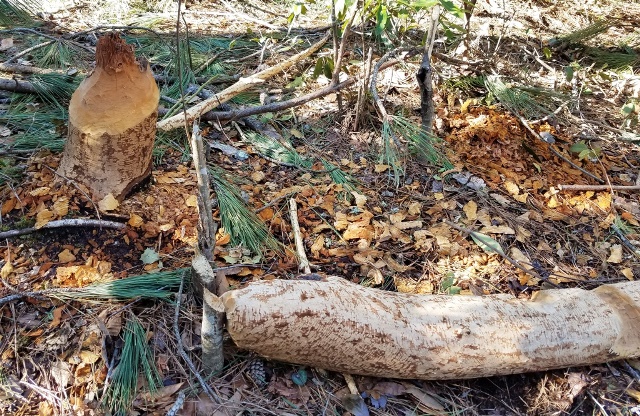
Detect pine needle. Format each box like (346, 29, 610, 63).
(30, 73, 79, 107)
(0, 99, 67, 152)
(485, 75, 551, 120)
(54, 269, 189, 301)
(321, 158, 358, 193)
(241, 129, 312, 168)
(554, 18, 612, 45)
(389, 115, 453, 170)
(381, 119, 404, 186)
(102, 316, 162, 416)
(210, 167, 281, 255)
(0, 0, 37, 26)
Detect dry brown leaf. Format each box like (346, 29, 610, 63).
(351, 191, 367, 208)
(58, 249, 76, 264)
(35, 209, 54, 229)
(480, 225, 515, 234)
(310, 235, 324, 258)
(393, 220, 422, 230)
(251, 171, 266, 183)
(52, 197, 69, 217)
(49, 306, 64, 328)
(98, 193, 119, 211)
(1, 197, 16, 215)
(402, 383, 445, 412)
(0, 261, 13, 279)
(389, 212, 406, 224)
(606, 245, 623, 263)
(29, 187, 51, 197)
(128, 213, 144, 227)
(621, 268, 634, 280)
(404, 202, 420, 216)
(463, 200, 477, 221)
(374, 164, 390, 173)
(185, 194, 197, 207)
(367, 268, 384, 285)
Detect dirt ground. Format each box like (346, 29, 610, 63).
(1, 0, 640, 414)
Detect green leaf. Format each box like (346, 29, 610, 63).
(569, 141, 589, 153)
(622, 102, 636, 115)
(140, 248, 160, 264)
(564, 66, 574, 82)
(470, 232, 505, 256)
(440, 275, 455, 291)
(542, 47, 552, 59)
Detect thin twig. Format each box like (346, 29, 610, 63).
(5, 40, 55, 64)
(0, 219, 124, 239)
(557, 184, 640, 191)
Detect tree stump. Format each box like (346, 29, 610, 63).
(58, 32, 159, 201)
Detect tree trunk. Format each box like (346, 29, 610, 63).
(217, 276, 640, 380)
(58, 33, 159, 201)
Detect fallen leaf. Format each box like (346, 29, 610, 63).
(463, 200, 477, 221)
(606, 245, 623, 263)
(351, 191, 367, 208)
(58, 249, 76, 264)
(52, 197, 69, 217)
(29, 186, 50, 197)
(35, 209, 54, 229)
(408, 202, 422, 216)
(251, 171, 266, 183)
(128, 213, 144, 227)
(403, 383, 444, 411)
(374, 164, 389, 173)
(621, 268, 634, 280)
(1, 261, 13, 279)
(310, 235, 324, 257)
(98, 194, 119, 211)
(185, 194, 197, 207)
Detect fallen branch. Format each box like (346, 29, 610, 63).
(0, 77, 38, 94)
(202, 58, 400, 123)
(0, 219, 125, 239)
(218, 277, 640, 380)
(0, 62, 65, 75)
(157, 32, 331, 131)
(558, 184, 640, 191)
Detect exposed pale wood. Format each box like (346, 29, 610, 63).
(218, 277, 640, 380)
(156, 32, 330, 131)
(58, 33, 159, 201)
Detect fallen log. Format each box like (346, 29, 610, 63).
(211, 276, 640, 380)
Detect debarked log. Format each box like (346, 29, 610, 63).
(215, 276, 640, 380)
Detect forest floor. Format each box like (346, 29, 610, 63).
(1, 0, 640, 414)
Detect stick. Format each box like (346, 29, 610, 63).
(558, 184, 640, 191)
(0, 219, 124, 239)
(157, 32, 331, 131)
(0, 63, 64, 75)
(0, 77, 38, 94)
(289, 198, 311, 274)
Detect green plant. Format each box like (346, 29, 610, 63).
(570, 141, 601, 162)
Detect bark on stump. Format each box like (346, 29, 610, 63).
(58, 33, 159, 201)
